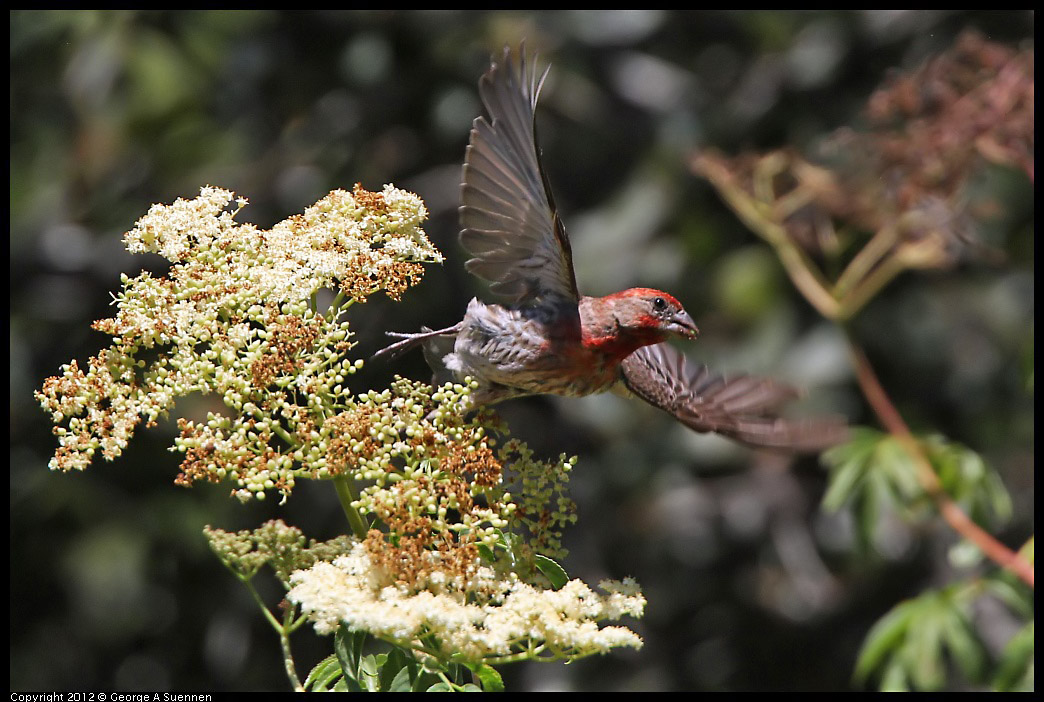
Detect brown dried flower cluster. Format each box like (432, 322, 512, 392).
(693, 31, 1033, 321)
(864, 31, 1033, 186)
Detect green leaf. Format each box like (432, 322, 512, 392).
(466, 662, 505, 692)
(940, 605, 987, 683)
(477, 542, 497, 564)
(534, 554, 568, 590)
(334, 626, 368, 691)
(921, 436, 1013, 527)
(378, 646, 408, 692)
(304, 654, 343, 692)
(993, 621, 1034, 691)
(1018, 536, 1033, 564)
(821, 452, 869, 512)
(906, 595, 945, 690)
(427, 681, 454, 692)
(409, 659, 442, 692)
(335, 626, 365, 673)
(854, 599, 915, 683)
(359, 654, 381, 691)
(856, 584, 995, 691)
(819, 428, 947, 554)
(879, 661, 910, 692)
(496, 529, 519, 568)
(877, 437, 921, 502)
(821, 428, 881, 511)
(984, 577, 1033, 618)
(858, 470, 891, 552)
(386, 665, 414, 692)
(982, 469, 1014, 524)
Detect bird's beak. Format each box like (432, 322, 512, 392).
(668, 310, 699, 339)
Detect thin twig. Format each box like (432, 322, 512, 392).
(833, 222, 900, 300)
(694, 152, 841, 320)
(835, 251, 908, 321)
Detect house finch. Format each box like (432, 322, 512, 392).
(376, 47, 846, 451)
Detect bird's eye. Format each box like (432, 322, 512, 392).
(653, 296, 667, 311)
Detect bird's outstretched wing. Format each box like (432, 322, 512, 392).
(618, 343, 848, 451)
(459, 45, 579, 305)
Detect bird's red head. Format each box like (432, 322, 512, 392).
(601, 288, 699, 340)
(580, 288, 699, 361)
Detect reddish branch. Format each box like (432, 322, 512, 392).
(848, 340, 1033, 588)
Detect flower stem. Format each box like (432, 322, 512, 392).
(280, 602, 305, 692)
(334, 474, 370, 539)
(238, 575, 304, 691)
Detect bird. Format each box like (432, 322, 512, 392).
(374, 46, 846, 452)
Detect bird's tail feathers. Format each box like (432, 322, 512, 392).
(370, 323, 462, 362)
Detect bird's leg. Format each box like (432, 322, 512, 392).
(370, 323, 463, 361)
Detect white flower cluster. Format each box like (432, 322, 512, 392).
(288, 542, 645, 665)
(37, 185, 440, 481)
(124, 185, 438, 303)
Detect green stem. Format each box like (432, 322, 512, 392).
(334, 474, 370, 539)
(329, 290, 346, 315)
(435, 670, 459, 690)
(271, 422, 296, 446)
(241, 576, 284, 631)
(237, 575, 304, 690)
(280, 603, 305, 692)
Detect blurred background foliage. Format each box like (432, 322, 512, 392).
(11, 10, 1033, 691)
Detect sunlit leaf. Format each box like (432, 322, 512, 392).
(386, 665, 413, 693)
(879, 661, 910, 691)
(466, 662, 505, 692)
(334, 626, 368, 692)
(304, 654, 343, 692)
(359, 654, 381, 691)
(534, 554, 569, 590)
(379, 646, 409, 692)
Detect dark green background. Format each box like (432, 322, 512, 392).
(11, 10, 1034, 691)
